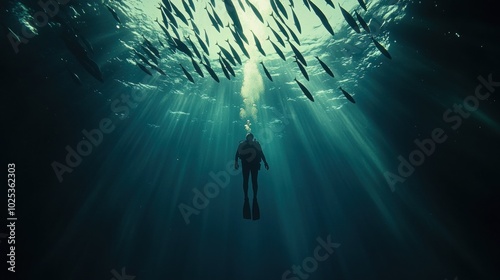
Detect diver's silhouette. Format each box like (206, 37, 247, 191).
(234, 133, 269, 220)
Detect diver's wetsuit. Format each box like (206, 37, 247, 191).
(235, 140, 263, 197)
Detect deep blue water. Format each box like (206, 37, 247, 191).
(1, 0, 499, 280)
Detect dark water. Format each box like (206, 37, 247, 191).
(1, 0, 499, 280)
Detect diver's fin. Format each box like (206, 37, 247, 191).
(243, 198, 251, 219)
(252, 197, 260, 220)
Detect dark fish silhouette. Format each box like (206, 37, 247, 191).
(204, 29, 210, 46)
(170, 1, 189, 25)
(226, 40, 242, 65)
(251, 30, 266, 56)
(315, 56, 334, 77)
(295, 78, 314, 102)
(223, 0, 244, 36)
(339, 4, 361, 33)
(180, 64, 195, 83)
(210, 3, 224, 27)
(325, 0, 335, 9)
(339, 87, 356, 103)
(191, 58, 204, 77)
(188, 0, 196, 11)
(308, 1, 334, 36)
(173, 37, 193, 57)
(274, 0, 288, 19)
(260, 62, 273, 81)
(238, 0, 246, 11)
(289, 41, 306, 66)
(162, 5, 178, 29)
(105, 4, 121, 24)
(143, 35, 160, 58)
(182, 0, 193, 19)
(303, 0, 310, 10)
(267, 23, 285, 47)
(371, 36, 392, 59)
(195, 32, 209, 55)
(246, 0, 264, 23)
(205, 7, 221, 32)
(219, 57, 231, 80)
(271, 13, 289, 40)
(134, 49, 152, 66)
(267, 37, 286, 61)
(289, 0, 295, 8)
(162, 0, 172, 13)
(150, 64, 166, 76)
(294, 57, 309, 80)
(285, 24, 300, 45)
(137, 62, 152, 76)
(291, 8, 301, 33)
(202, 61, 220, 82)
(186, 36, 202, 60)
(170, 22, 181, 39)
(218, 52, 235, 77)
(358, 0, 368, 11)
(216, 42, 237, 66)
(141, 45, 158, 65)
(157, 36, 165, 47)
(190, 19, 200, 35)
(355, 11, 370, 33)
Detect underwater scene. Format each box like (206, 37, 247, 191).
(1, 0, 499, 279)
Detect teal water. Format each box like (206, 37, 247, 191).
(2, 0, 499, 279)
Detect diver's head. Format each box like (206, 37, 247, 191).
(246, 133, 254, 141)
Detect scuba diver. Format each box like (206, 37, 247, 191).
(234, 133, 269, 220)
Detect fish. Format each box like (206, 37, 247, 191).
(303, 0, 310, 10)
(141, 45, 158, 65)
(191, 58, 204, 77)
(238, 0, 246, 11)
(216, 42, 237, 66)
(293, 57, 309, 80)
(219, 57, 231, 80)
(260, 62, 273, 81)
(155, 18, 171, 41)
(245, 0, 264, 23)
(291, 8, 301, 33)
(157, 36, 165, 47)
(105, 4, 121, 24)
(133, 49, 151, 66)
(150, 64, 166, 75)
(180, 64, 195, 83)
(162, 0, 172, 13)
(251, 30, 266, 56)
(182, 0, 194, 19)
(339, 87, 356, 103)
(204, 29, 210, 46)
(67, 68, 83, 85)
(205, 7, 221, 32)
(295, 78, 314, 102)
(355, 11, 371, 33)
(267, 23, 285, 47)
(218, 52, 236, 77)
(371, 36, 392, 59)
(315, 56, 334, 77)
(210, 0, 216, 7)
(137, 62, 152, 76)
(358, 0, 368, 11)
(267, 37, 286, 61)
(203, 55, 211, 68)
(186, 36, 202, 60)
(195, 32, 210, 55)
(289, 0, 295, 8)
(271, 13, 289, 40)
(274, 0, 288, 19)
(285, 24, 300, 45)
(229, 26, 247, 54)
(202, 61, 220, 83)
(170, 22, 181, 39)
(226, 40, 242, 65)
(162, 6, 178, 29)
(190, 19, 200, 35)
(210, 3, 224, 27)
(325, 0, 335, 9)
(288, 41, 306, 66)
(173, 37, 193, 57)
(188, 0, 196, 11)
(143, 35, 160, 58)
(170, 1, 189, 25)
(308, 1, 335, 36)
(223, 0, 244, 36)
(339, 4, 361, 33)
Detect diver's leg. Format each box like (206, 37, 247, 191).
(251, 168, 259, 197)
(242, 165, 250, 199)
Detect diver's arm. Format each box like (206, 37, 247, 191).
(261, 150, 269, 170)
(234, 148, 239, 169)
